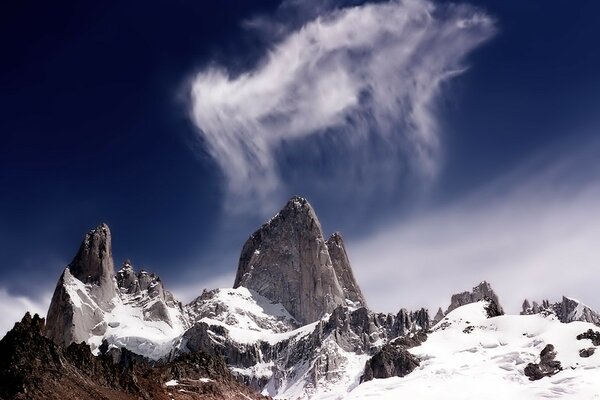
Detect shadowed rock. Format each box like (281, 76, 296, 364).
(447, 281, 504, 315)
(524, 344, 562, 381)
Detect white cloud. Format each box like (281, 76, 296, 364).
(348, 141, 600, 315)
(0, 288, 51, 339)
(190, 0, 494, 213)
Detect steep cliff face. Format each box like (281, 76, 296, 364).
(326, 233, 366, 308)
(233, 196, 347, 325)
(46, 224, 117, 346)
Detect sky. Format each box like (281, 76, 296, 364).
(1, 0, 600, 336)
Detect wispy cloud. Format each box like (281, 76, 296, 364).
(0, 288, 50, 339)
(348, 139, 600, 314)
(190, 0, 494, 213)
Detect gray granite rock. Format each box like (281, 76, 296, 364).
(67, 223, 117, 309)
(326, 232, 367, 308)
(432, 307, 445, 325)
(46, 223, 116, 345)
(446, 281, 504, 315)
(233, 196, 347, 324)
(524, 344, 562, 381)
(520, 297, 600, 325)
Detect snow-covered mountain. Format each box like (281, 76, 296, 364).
(32, 196, 600, 400)
(347, 300, 600, 399)
(46, 223, 189, 360)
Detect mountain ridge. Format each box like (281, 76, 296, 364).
(2, 195, 600, 399)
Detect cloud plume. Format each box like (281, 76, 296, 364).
(190, 0, 494, 212)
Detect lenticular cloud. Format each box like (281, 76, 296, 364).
(190, 0, 494, 213)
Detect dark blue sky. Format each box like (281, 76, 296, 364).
(2, 0, 600, 309)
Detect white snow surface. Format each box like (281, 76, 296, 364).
(347, 302, 600, 400)
(186, 287, 306, 345)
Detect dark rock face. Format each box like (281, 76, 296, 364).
(447, 281, 504, 315)
(524, 344, 562, 381)
(484, 298, 503, 318)
(361, 331, 426, 382)
(579, 348, 595, 358)
(521, 297, 600, 325)
(0, 313, 268, 400)
(67, 223, 115, 289)
(432, 307, 445, 325)
(576, 329, 600, 346)
(326, 232, 366, 308)
(233, 196, 347, 324)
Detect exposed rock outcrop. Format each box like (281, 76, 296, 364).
(523, 344, 562, 381)
(233, 196, 347, 324)
(432, 307, 445, 325)
(326, 232, 366, 308)
(577, 329, 600, 346)
(446, 281, 504, 315)
(521, 297, 600, 325)
(361, 337, 424, 382)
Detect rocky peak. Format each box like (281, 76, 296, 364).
(233, 196, 347, 325)
(326, 232, 367, 308)
(432, 307, 445, 324)
(46, 224, 186, 352)
(521, 296, 600, 325)
(46, 224, 120, 345)
(68, 223, 115, 285)
(446, 281, 504, 315)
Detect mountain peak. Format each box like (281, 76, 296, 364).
(446, 281, 504, 315)
(326, 232, 367, 308)
(234, 196, 350, 324)
(68, 223, 114, 286)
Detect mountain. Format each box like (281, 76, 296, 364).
(46, 224, 188, 359)
(3, 195, 600, 399)
(233, 196, 365, 325)
(347, 300, 600, 399)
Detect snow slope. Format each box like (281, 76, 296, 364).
(347, 302, 600, 399)
(62, 268, 187, 360)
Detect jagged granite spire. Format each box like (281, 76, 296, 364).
(521, 296, 600, 325)
(233, 196, 347, 324)
(446, 281, 504, 315)
(326, 232, 366, 308)
(46, 223, 118, 345)
(67, 223, 117, 308)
